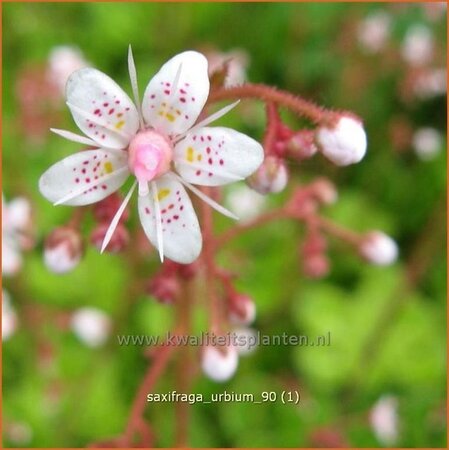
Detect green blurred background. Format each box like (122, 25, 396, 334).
(2, 2, 446, 448)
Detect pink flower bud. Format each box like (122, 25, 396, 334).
(369, 395, 399, 446)
(201, 345, 238, 382)
(247, 156, 288, 194)
(93, 193, 129, 223)
(316, 116, 367, 166)
(147, 274, 180, 304)
(91, 222, 129, 253)
(310, 178, 338, 205)
(70, 307, 111, 348)
(229, 293, 256, 326)
(286, 130, 318, 160)
(359, 231, 398, 265)
(44, 226, 83, 274)
(303, 254, 330, 279)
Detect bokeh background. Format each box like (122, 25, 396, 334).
(2, 2, 446, 448)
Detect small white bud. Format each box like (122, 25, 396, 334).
(201, 345, 238, 382)
(357, 12, 391, 54)
(412, 127, 442, 161)
(232, 327, 257, 356)
(70, 307, 111, 348)
(359, 231, 398, 266)
(370, 395, 399, 446)
(247, 156, 288, 194)
(44, 226, 83, 274)
(2, 290, 17, 340)
(401, 25, 434, 67)
(316, 116, 367, 166)
(225, 185, 265, 222)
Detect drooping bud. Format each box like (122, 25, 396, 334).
(309, 178, 338, 205)
(286, 130, 318, 160)
(91, 222, 129, 253)
(201, 345, 239, 382)
(412, 127, 442, 161)
(44, 226, 83, 274)
(70, 307, 111, 348)
(359, 231, 398, 265)
(232, 327, 257, 356)
(303, 254, 330, 279)
(147, 273, 180, 304)
(247, 156, 288, 194)
(229, 293, 256, 326)
(316, 116, 367, 166)
(225, 185, 266, 221)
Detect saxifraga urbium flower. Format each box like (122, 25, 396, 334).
(38, 47, 398, 447)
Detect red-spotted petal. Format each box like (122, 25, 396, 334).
(66, 68, 139, 149)
(173, 127, 264, 186)
(39, 149, 130, 206)
(142, 51, 209, 137)
(138, 174, 202, 264)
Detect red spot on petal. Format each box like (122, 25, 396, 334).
(219, 159, 224, 165)
(115, 100, 120, 104)
(206, 147, 211, 154)
(173, 215, 179, 220)
(208, 158, 213, 165)
(164, 90, 170, 95)
(81, 168, 86, 174)
(195, 170, 201, 176)
(108, 108, 115, 115)
(85, 178, 91, 183)
(102, 185, 107, 190)
(103, 102, 109, 107)
(75, 178, 80, 183)
(180, 89, 186, 94)
(180, 97, 186, 103)
(94, 109, 101, 115)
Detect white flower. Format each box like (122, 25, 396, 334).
(39, 48, 264, 264)
(70, 307, 111, 347)
(2, 195, 32, 276)
(357, 12, 391, 54)
(201, 345, 238, 382)
(316, 116, 367, 166)
(225, 184, 265, 221)
(401, 25, 434, 67)
(370, 395, 399, 446)
(47, 45, 89, 95)
(2, 290, 17, 340)
(412, 127, 443, 161)
(359, 231, 398, 266)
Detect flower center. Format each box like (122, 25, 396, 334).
(128, 130, 173, 183)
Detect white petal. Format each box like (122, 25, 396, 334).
(66, 68, 139, 149)
(39, 149, 130, 206)
(142, 51, 210, 136)
(138, 174, 202, 264)
(174, 127, 264, 186)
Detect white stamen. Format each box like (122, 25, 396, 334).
(172, 173, 239, 220)
(170, 63, 183, 100)
(151, 181, 164, 262)
(138, 181, 149, 196)
(127, 45, 145, 129)
(50, 128, 99, 147)
(175, 160, 244, 182)
(100, 181, 137, 253)
(67, 102, 132, 142)
(54, 166, 129, 206)
(175, 100, 240, 143)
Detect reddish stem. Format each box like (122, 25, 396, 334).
(208, 83, 338, 125)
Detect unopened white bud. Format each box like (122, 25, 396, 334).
(401, 25, 434, 67)
(359, 231, 398, 265)
(44, 226, 83, 274)
(2, 290, 17, 340)
(232, 327, 257, 356)
(201, 345, 238, 382)
(225, 185, 265, 221)
(247, 156, 288, 194)
(412, 127, 442, 161)
(370, 395, 399, 446)
(316, 116, 367, 166)
(70, 307, 111, 347)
